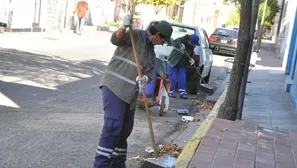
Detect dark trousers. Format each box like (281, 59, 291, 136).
(93, 87, 135, 168)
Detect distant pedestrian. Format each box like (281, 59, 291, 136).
(73, 0, 89, 35)
(0, 0, 9, 33)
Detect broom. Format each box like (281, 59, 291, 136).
(128, 26, 158, 157)
(128, 25, 176, 168)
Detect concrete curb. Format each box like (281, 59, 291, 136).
(174, 88, 228, 168)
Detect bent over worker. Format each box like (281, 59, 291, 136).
(93, 16, 173, 168)
(167, 34, 200, 99)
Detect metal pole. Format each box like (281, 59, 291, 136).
(63, 0, 69, 29)
(237, 0, 261, 120)
(32, 0, 38, 32)
(276, 0, 285, 36)
(38, 0, 42, 27)
(192, 0, 197, 24)
(256, 0, 268, 52)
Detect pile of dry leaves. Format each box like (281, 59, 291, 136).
(135, 143, 183, 163)
(180, 123, 188, 132)
(158, 143, 183, 158)
(195, 98, 216, 111)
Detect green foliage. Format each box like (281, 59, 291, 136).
(172, 16, 179, 23)
(105, 22, 121, 28)
(224, 0, 280, 29)
(145, 0, 181, 6)
(120, 0, 146, 14)
(144, 0, 182, 15)
(226, 7, 240, 26)
(258, 0, 280, 29)
(223, 0, 241, 10)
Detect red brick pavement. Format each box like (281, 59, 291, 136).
(188, 118, 297, 168)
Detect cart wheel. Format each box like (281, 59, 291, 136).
(159, 96, 166, 117)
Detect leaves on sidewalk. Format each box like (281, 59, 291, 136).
(158, 143, 183, 158)
(135, 156, 145, 163)
(180, 123, 188, 132)
(195, 98, 216, 111)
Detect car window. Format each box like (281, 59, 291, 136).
(171, 25, 196, 40)
(213, 28, 238, 37)
(203, 30, 210, 48)
(198, 29, 209, 48)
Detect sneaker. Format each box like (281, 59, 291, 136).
(169, 93, 176, 98)
(180, 94, 188, 99)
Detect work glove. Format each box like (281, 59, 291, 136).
(189, 58, 195, 66)
(136, 75, 148, 88)
(179, 43, 186, 50)
(123, 14, 133, 28)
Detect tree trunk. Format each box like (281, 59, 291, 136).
(217, 0, 253, 121)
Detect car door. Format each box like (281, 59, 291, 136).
(198, 28, 213, 78)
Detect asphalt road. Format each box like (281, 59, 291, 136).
(0, 31, 228, 168)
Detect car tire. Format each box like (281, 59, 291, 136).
(202, 67, 212, 84)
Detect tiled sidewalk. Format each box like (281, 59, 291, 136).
(243, 42, 297, 131)
(187, 42, 297, 168)
(188, 118, 297, 168)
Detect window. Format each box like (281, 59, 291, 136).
(213, 28, 238, 37)
(198, 29, 209, 48)
(171, 25, 196, 40)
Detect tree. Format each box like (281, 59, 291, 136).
(223, 0, 241, 10)
(224, 0, 280, 30)
(145, 0, 182, 15)
(257, 0, 280, 30)
(226, 7, 240, 26)
(217, 0, 253, 120)
(120, 0, 145, 15)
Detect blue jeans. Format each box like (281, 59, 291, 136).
(167, 65, 187, 95)
(76, 17, 85, 34)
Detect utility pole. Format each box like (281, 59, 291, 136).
(63, 0, 69, 29)
(255, 0, 268, 52)
(237, 0, 261, 120)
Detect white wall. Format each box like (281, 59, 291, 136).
(10, 0, 35, 29)
(278, 0, 297, 68)
(182, 0, 231, 35)
(0, 0, 10, 23)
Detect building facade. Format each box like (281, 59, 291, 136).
(282, 0, 297, 109)
(181, 0, 231, 35)
(0, 0, 110, 32)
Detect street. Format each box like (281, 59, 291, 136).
(0, 31, 228, 168)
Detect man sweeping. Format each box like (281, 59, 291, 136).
(167, 34, 200, 99)
(93, 16, 173, 168)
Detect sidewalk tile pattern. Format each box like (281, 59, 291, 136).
(188, 118, 297, 168)
(243, 43, 297, 131)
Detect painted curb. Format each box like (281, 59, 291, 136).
(174, 88, 227, 168)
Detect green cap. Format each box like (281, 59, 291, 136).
(152, 21, 173, 45)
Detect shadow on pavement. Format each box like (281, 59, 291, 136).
(0, 48, 107, 113)
(255, 42, 283, 68)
